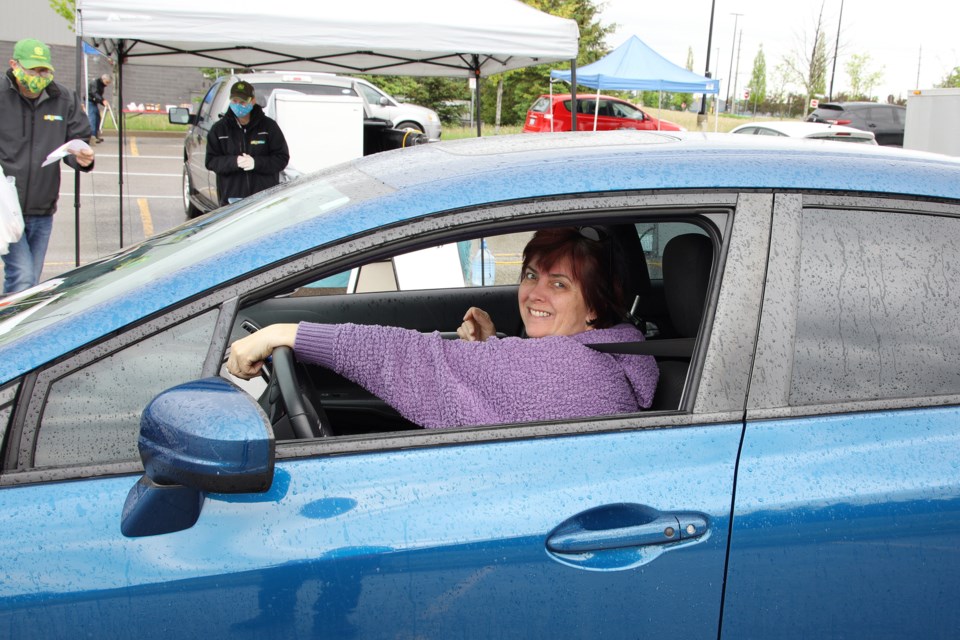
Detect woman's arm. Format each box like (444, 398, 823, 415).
(227, 323, 298, 379)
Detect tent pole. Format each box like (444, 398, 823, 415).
(118, 40, 125, 248)
(74, 29, 83, 267)
(593, 87, 600, 132)
(473, 55, 481, 137)
(570, 55, 577, 132)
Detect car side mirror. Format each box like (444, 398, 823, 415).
(120, 377, 275, 537)
(379, 96, 391, 106)
(168, 106, 196, 126)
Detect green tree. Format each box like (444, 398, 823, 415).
(845, 53, 884, 100)
(783, 1, 830, 108)
(479, 0, 615, 126)
(748, 45, 767, 107)
(49, 0, 75, 31)
(668, 47, 695, 110)
(937, 66, 960, 88)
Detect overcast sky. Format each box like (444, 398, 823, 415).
(600, 0, 959, 102)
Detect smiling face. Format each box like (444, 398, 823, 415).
(518, 255, 595, 338)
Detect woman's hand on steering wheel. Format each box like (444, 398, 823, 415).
(227, 323, 299, 379)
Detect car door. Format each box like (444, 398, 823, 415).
(724, 194, 960, 637)
(0, 193, 771, 639)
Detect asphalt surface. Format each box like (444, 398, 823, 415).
(2, 131, 188, 287)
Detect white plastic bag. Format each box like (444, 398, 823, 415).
(0, 165, 24, 256)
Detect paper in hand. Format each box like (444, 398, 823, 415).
(42, 139, 93, 167)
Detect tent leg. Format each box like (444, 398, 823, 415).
(74, 33, 83, 267)
(473, 55, 481, 137)
(118, 41, 125, 248)
(570, 57, 577, 132)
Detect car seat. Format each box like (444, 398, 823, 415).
(650, 233, 713, 410)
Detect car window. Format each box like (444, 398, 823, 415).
(610, 101, 643, 120)
(791, 208, 960, 404)
(530, 97, 551, 113)
(756, 128, 784, 137)
(34, 311, 218, 468)
(252, 82, 358, 107)
(355, 83, 389, 106)
(197, 81, 220, 123)
(733, 127, 757, 135)
(638, 221, 709, 280)
(294, 231, 535, 295)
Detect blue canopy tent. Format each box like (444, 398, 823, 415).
(550, 36, 720, 131)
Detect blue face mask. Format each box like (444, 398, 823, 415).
(230, 102, 254, 118)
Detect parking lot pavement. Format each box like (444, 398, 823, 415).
(1, 132, 187, 288)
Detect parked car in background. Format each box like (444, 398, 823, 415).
(170, 71, 430, 217)
(523, 94, 685, 133)
(2, 133, 960, 638)
(730, 120, 877, 144)
(806, 101, 905, 146)
(347, 75, 442, 139)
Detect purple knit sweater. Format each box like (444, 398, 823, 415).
(294, 322, 659, 429)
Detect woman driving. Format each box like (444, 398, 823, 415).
(227, 227, 659, 428)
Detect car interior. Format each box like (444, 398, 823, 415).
(224, 217, 719, 441)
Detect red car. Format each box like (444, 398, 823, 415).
(523, 93, 685, 133)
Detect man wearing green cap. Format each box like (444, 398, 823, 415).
(205, 80, 289, 207)
(1, 38, 95, 294)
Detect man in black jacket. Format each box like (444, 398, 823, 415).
(205, 81, 289, 207)
(2, 38, 94, 294)
(86, 73, 111, 143)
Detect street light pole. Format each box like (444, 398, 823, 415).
(697, 0, 718, 130)
(725, 13, 743, 112)
(828, 0, 844, 101)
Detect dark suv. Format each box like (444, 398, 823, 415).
(806, 102, 906, 146)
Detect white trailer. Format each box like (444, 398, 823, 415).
(903, 88, 960, 156)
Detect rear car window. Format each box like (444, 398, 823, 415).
(791, 208, 960, 404)
(530, 97, 551, 113)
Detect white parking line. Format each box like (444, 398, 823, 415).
(61, 171, 181, 177)
(58, 192, 181, 199)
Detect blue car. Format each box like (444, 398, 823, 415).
(1, 132, 959, 638)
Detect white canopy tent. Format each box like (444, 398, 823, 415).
(76, 0, 579, 78)
(74, 0, 580, 246)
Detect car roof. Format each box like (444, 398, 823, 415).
(731, 121, 875, 138)
(3, 132, 960, 380)
(233, 71, 354, 90)
(817, 102, 905, 110)
(541, 94, 629, 102)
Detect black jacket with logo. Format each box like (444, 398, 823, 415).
(204, 104, 290, 206)
(0, 70, 93, 216)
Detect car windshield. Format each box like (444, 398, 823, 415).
(0, 169, 385, 344)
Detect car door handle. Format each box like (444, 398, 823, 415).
(546, 504, 708, 554)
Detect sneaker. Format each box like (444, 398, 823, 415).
(95, 137, 104, 143)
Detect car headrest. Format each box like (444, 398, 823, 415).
(663, 234, 713, 338)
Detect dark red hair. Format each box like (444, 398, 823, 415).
(521, 227, 626, 329)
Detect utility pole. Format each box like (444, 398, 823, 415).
(828, 0, 844, 101)
(732, 29, 743, 115)
(724, 13, 743, 112)
(698, 0, 718, 130)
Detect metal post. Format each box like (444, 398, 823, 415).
(698, 0, 717, 130)
(733, 29, 743, 115)
(74, 33, 83, 267)
(828, 0, 844, 101)
(118, 40, 125, 248)
(725, 13, 743, 112)
(570, 56, 578, 132)
(473, 55, 481, 138)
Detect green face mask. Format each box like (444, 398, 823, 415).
(13, 66, 53, 95)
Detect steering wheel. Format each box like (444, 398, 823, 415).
(270, 346, 333, 438)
